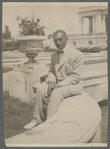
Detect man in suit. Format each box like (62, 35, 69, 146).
(24, 30, 83, 129)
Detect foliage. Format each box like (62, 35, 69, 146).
(44, 46, 56, 52)
(2, 67, 13, 73)
(16, 16, 45, 36)
(2, 39, 20, 51)
(2, 25, 11, 39)
(2, 25, 18, 51)
(75, 45, 107, 52)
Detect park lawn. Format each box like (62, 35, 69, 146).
(3, 91, 34, 139)
(3, 91, 108, 143)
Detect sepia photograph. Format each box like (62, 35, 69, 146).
(2, 2, 108, 147)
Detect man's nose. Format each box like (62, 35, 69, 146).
(57, 40, 60, 44)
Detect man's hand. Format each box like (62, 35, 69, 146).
(47, 82, 62, 96)
(46, 73, 56, 83)
(47, 81, 56, 96)
(54, 83, 60, 89)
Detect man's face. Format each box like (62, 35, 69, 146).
(53, 32, 67, 50)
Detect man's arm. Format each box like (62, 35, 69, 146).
(59, 54, 83, 87)
(46, 54, 56, 83)
(48, 54, 54, 74)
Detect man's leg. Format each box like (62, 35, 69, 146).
(24, 83, 48, 129)
(47, 84, 82, 120)
(33, 83, 48, 123)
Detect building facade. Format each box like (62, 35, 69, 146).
(68, 6, 108, 49)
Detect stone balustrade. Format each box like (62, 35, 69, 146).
(68, 33, 107, 48)
(68, 33, 107, 38)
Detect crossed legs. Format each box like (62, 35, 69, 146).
(24, 83, 82, 129)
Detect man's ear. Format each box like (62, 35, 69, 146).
(66, 36, 68, 41)
(66, 35, 68, 40)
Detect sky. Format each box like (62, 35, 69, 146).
(2, 2, 107, 37)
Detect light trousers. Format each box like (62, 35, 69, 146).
(33, 82, 82, 124)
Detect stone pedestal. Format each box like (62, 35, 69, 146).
(9, 63, 49, 103)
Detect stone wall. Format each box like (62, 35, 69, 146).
(83, 63, 107, 102)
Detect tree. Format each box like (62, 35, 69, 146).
(2, 25, 11, 39)
(2, 25, 20, 51)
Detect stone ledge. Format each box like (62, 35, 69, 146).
(85, 89, 108, 102)
(83, 76, 107, 87)
(83, 83, 108, 92)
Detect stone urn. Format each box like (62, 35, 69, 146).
(10, 35, 49, 103)
(15, 35, 48, 64)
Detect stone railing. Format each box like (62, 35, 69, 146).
(68, 33, 108, 38)
(68, 33, 108, 49)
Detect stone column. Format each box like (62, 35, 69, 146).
(102, 15, 106, 32)
(83, 17, 86, 34)
(79, 16, 83, 34)
(96, 14, 102, 33)
(93, 16, 96, 33)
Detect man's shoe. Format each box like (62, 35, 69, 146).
(24, 119, 40, 129)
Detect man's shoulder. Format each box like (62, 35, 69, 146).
(51, 50, 57, 58)
(69, 45, 82, 57)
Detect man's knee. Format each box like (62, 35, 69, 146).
(37, 84, 43, 91)
(37, 83, 47, 93)
(47, 89, 62, 110)
(51, 88, 63, 99)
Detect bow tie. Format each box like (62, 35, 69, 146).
(57, 50, 64, 54)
